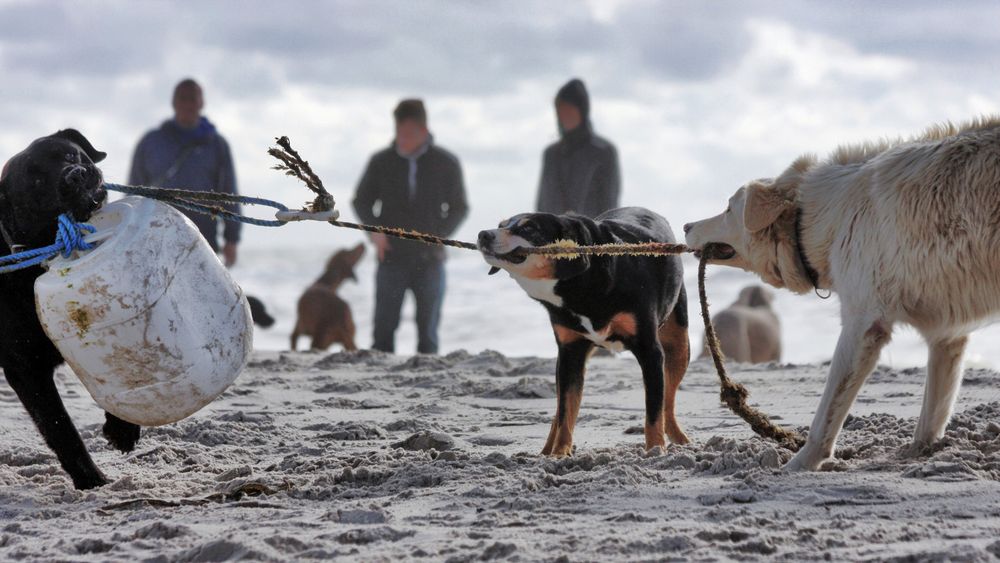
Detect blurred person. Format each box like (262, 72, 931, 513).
(129, 78, 240, 266)
(536, 78, 621, 217)
(352, 99, 468, 354)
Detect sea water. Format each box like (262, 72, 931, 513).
(233, 246, 1000, 370)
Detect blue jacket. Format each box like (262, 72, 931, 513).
(128, 118, 240, 250)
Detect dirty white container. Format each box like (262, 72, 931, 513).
(34, 196, 253, 426)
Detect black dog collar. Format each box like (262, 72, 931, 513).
(794, 208, 830, 299)
(0, 218, 25, 254)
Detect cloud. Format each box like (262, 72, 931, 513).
(0, 0, 998, 253)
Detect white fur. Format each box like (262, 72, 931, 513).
(686, 115, 1000, 471)
(577, 315, 625, 352)
(513, 275, 563, 307)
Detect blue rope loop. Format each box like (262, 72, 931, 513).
(102, 183, 289, 227)
(0, 214, 97, 274)
(56, 214, 96, 257)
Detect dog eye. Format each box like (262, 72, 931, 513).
(65, 153, 77, 163)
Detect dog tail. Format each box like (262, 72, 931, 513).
(674, 285, 689, 329)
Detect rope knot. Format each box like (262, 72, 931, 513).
(55, 214, 96, 258)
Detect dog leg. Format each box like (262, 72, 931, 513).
(658, 311, 691, 445)
(633, 333, 668, 451)
(785, 314, 891, 471)
(103, 412, 140, 453)
(545, 338, 592, 457)
(342, 308, 358, 352)
(910, 334, 968, 454)
(3, 363, 108, 489)
(290, 323, 301, 351)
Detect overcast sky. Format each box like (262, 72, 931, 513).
(2, 0, 999, 250)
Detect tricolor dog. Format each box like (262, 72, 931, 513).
(684, 116, 1000, 471)
(479, 207, 690, 455)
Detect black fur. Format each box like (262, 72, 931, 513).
(246, 295, 275, 328)
(479, 207, 689, 447)
(0, 130, 138, 490)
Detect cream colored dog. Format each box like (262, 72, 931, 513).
(701, 285, 780, 363)
(684, 116, 1000, 471)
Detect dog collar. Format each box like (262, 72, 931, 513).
(0, 218, 25, 254)
(794, 208, 830, 299)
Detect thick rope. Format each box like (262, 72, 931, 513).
(0, 137, 805, 451)
(265, 135, 806, 450)
(0, 215, 95, 273)
(103, 183, 289, 227)
(697, 245, 805, 451)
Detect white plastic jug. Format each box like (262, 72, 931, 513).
(34, 196, 252, 426)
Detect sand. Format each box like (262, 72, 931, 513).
(3, 350, 1000, 561)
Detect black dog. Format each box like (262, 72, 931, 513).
(0, 130, 139, 489)
(246, 295, 275, 328)
(478, 207, 690, 456)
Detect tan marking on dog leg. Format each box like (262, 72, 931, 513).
(541, 416, 559, 456)
(553, 324, 583, 344)
(658, 311, 691, 445)
(608, 312, 638, 339)
(644, 414, 667, 450)
(550, 388, 582, 457)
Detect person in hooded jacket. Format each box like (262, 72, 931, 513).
(352, 99, 468, 355)
(536, 78, 621, 218)
(129, 79, 241, 266)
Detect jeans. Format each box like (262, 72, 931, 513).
(372, 256, 446, 354)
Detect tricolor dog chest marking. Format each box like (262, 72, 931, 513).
(513, 276, 563, 307)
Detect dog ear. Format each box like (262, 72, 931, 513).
(553, 216, 594, 280)
(743, 182, 792, 232)
(351, 242, 366, 259)
(53, 129, 107, 163)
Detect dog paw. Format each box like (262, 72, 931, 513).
(548, 444, 574, 458)
(73, 471, 109, 490)
(103, 414, 141, 453)
(783, 449, 828, 472)
(901, 440, 935, 459)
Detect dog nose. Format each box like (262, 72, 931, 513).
(683, 223, 692, 235)
(65, 165, 87, 186)
(477, 230, 495, 247)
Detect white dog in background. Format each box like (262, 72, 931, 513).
(701, 285, 780, 364)
(684, 116, 1000, 471)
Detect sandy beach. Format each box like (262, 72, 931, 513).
(3, 349, 1000, 561)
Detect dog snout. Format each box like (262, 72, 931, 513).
(477, 230, 495, 248)
(64, 165, 86, 186)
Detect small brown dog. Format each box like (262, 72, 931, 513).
(292, 243, 365, 351)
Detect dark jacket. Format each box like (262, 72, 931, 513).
(536, 79, 621, 218)
(352, 137, 468, 262)
(128, 117, 240, 251)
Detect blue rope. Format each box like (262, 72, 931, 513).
(0, 215, 96, 274)
(0, 183, 290, 274)
(103, 183, 288, 227)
